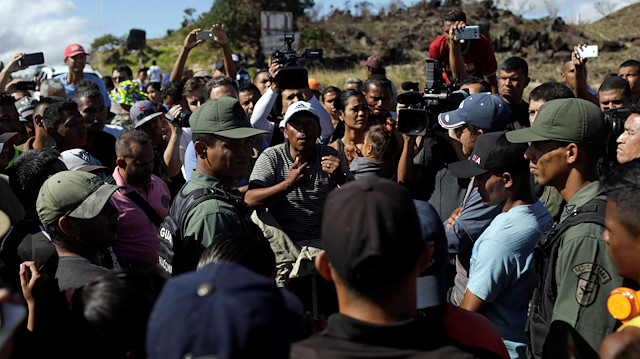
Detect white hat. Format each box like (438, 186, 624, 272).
(60, 149, 108, 172)
(280, 101, 319, 129)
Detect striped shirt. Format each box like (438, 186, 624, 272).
(249, 143, 353, 242)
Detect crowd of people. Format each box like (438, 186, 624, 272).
(1, 7, 640, 358)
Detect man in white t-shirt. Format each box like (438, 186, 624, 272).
(148, 60, 163, 83)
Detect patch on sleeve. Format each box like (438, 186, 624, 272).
(572, 263, 612, 307)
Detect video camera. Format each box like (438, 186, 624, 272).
(272, 33, 322, 89)
(602, 107, 631, 171)
(604, 107, 631, 139)
(165, 112, 190, 128)
(397, 59, 468, 136)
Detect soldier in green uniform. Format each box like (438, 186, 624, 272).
(162, 97, 266, 273)
(506, 98, 626, 357)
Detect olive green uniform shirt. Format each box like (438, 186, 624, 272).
(551, 181, 624, 352)
(181, 172, 248, 250)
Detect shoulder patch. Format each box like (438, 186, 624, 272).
(572, 262, 612, 307)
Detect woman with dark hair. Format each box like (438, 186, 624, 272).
(330, 89, 368, 164)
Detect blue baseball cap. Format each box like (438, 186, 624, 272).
(438, 93, 511, 132)
(146, 262, 302, 359)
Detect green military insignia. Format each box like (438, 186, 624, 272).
(572, 262, 612, 307)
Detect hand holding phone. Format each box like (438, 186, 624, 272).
(454, 26, 481, 41)
(17, 53, 44, 68)
(16, 81, 36, 91)
(197, 31, 214, 41)
(576, 45, 598, 59)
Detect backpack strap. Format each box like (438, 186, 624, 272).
(176, 187, 251, 236)
(105, 174, 164, 227)
(104, 175, 117, 185)
(124, 191, 164, 227)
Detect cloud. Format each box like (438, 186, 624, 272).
(565, 1, 634, 24)
(0, 0, 91, 66)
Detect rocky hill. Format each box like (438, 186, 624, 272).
(92, 1, 640, 88)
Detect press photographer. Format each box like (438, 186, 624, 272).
(397, 59, 469, 217)
(250, 34, 334, 145)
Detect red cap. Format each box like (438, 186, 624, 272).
(64, 43, 89, 58)
(360, 55, 384, 69)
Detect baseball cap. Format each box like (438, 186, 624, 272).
(189, 97, 267, 138)
(308, 78, 322, 91)
(360, 55, 384, 69)
(109, 80, 148, 106)
(146, 262, 300, 359)
(438, 93, 511, 131)
(36, 171, 120, 227)
(322, 176, 424, 284)
(15, 97, 37, 121)
(281, 101, 319, 128)
(193, 70, 213, 79)
(59, 149, 108, 172)
(506, 98, 607, 144)
(130, 100, 163, 128)
(449, 131, 529, 178)
(414, 200, 448, 309)
(64, 43, 89, 58)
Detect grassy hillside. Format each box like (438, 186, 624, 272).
(91, 1, 640, 95)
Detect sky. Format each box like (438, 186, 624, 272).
(0, 0, 634, 67)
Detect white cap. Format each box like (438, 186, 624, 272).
(60, 148, 108, 172)
(280, 101, 319, 129)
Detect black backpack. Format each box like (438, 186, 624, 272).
(526, 198, 606, 359)
(156, 184, 254, 277)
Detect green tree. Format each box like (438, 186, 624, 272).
(91, 34, 123, 52)
(196, 0, 314, 51)
(182, 8, 197, 28)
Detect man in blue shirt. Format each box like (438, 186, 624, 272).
(436, 93, 512, 305)
(54, 43, 110, 109)
(450, 131, 553, 358)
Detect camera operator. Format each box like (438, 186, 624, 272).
(250, 62, 334, 145)
(599, 76, 632, 173)
(617, 60, 640, 105)
(399, 93, 510, 307)
(599, 76, 632, 113)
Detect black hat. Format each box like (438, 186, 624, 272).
(322, 176, 423, 284)
(449, 131, 529, 178)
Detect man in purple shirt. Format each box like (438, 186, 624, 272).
(109, 130, 170, 268)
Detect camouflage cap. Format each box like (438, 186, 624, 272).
(36, 171, 120, 227)
(506, 98, 607, 145)
(189, 97, 267, 138)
